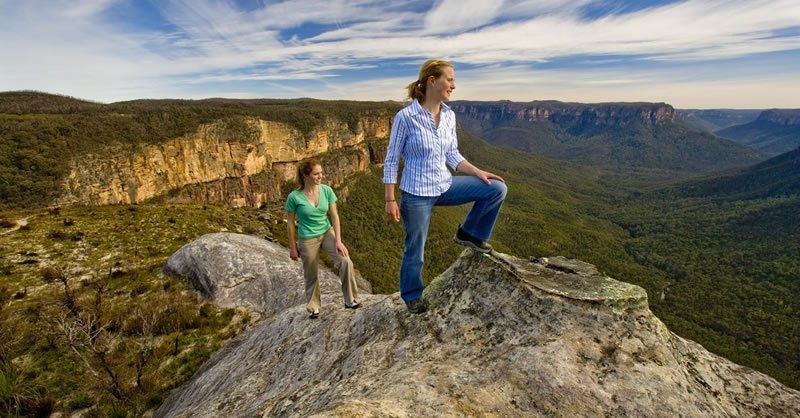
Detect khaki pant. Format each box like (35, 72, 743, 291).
(298, 229, 358, 313)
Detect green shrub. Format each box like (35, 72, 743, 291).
(67, 393, 94, 410)
(0, 360, 45, 417)
(153, 302, 200, 335)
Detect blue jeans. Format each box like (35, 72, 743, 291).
(399, 176, 507, 302)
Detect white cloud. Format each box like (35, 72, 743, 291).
(498, 0, 593, 19)
(451, 62, 800, 108)
(64, 0, 120, 17)
(423, 0, 504, 34)
(308, 14, 422, 41)
(1, 0, 799, 106)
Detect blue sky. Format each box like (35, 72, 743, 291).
(1, 0, 799, 108)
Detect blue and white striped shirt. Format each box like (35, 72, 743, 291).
(383, 100, 465, 197)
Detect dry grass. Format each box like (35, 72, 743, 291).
(0, 203, 287, 416)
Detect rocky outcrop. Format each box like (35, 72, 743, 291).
(162, 233, 371, 317)
(59, 115, 391, 207)
(156, 238, 800, 417)
(450, 100, 676, 128)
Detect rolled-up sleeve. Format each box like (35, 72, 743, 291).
(383, 113, 407, 184)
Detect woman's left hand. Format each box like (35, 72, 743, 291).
(477, 169, 505, 184)
(336, 241, 350, 257)
(456, 160, 505, 185)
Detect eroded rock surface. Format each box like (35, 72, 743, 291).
(158, 243, 800, 417)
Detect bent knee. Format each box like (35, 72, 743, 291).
(490, 179, 508, 198)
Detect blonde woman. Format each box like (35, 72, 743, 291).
(383, 59, 508, 314)
(286, 159, 360, 319)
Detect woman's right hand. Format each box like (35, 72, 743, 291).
(385, 201, 400, 222)
(289, 246, 299, 261)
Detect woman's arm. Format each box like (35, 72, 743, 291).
(456, 159, 505, 184)
(385, 183, 400, 222)
(328, 202, 349, 257)
(286, 211, 299, 261)
(383, 114, 406, 187)
(383, 113, 406, 223)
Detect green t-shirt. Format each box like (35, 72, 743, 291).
(284, 184, 337, 239)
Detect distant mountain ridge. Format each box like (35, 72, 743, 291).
(716, 109, 800, 155)
(450, 100, 764, 175)
(675, 109, 762, 133)
(756, 109, 800, 125)
(450, 100, 676, 129)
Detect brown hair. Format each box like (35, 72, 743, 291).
(405, 58, 453, 102)
(296, 159, 322, 190)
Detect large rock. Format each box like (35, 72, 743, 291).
(162, 232, 370, 316)
(157, 248, 800, 417)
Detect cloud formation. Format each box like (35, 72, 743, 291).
(1, 0, 798, 107)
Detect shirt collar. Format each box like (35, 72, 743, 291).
(410, 99, 452, 116)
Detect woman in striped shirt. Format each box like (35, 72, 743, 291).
(383, 59, 508, 314)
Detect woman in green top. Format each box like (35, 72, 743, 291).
(285, 159, 360, 319)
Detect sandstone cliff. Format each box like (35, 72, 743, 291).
(156, 233, 800, 417)
(59, 115, 391, 207)
(450, 100, 677, 128)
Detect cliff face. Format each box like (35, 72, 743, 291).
(450, 100, 677, 128)
(156, 234, 800, 417)
(59, 115, 390, 207)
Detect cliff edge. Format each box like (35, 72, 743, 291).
(157, 233, 800, 417)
